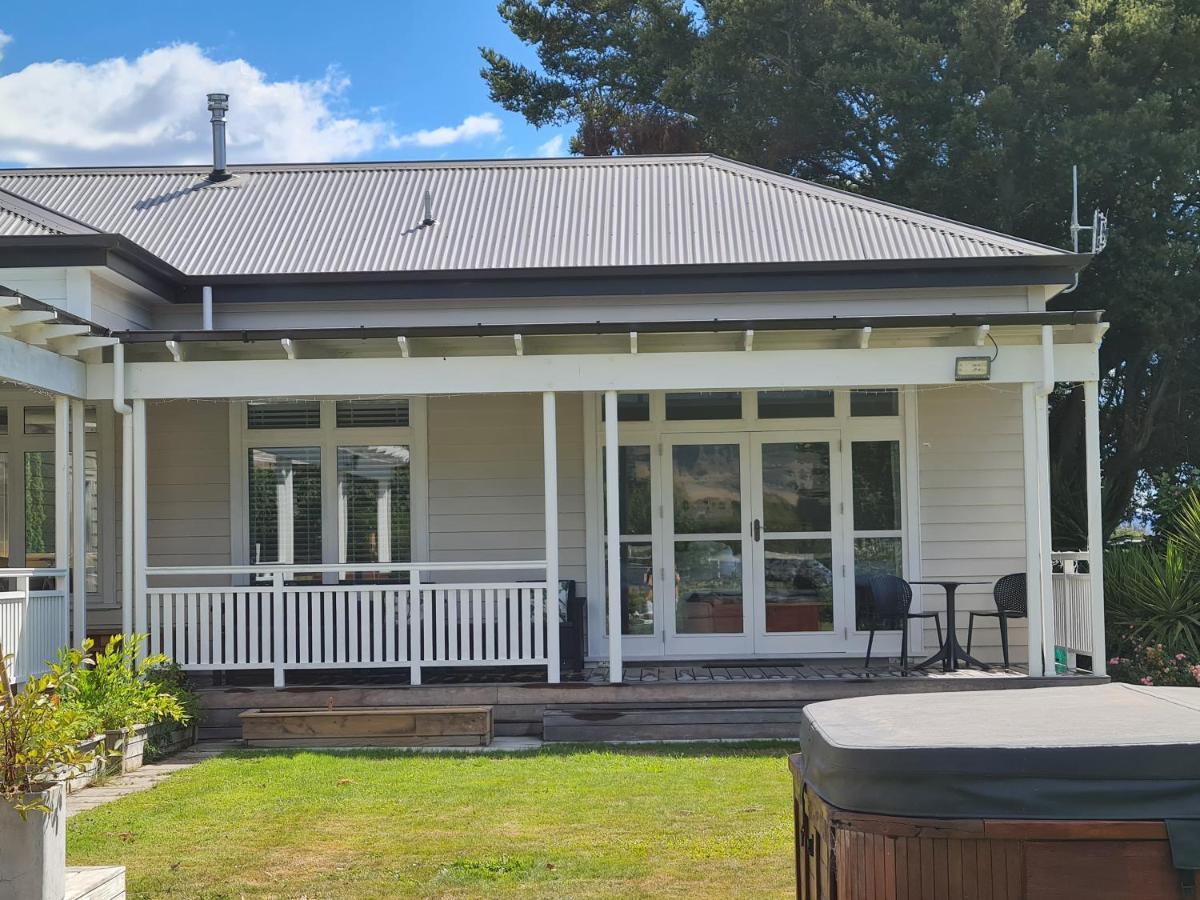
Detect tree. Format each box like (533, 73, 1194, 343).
(483, 0, 1200, 535)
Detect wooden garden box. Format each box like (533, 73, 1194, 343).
(239, 705, 493, 747)
(792, 684, 1200, 899)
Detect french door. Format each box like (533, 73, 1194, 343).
(660, 432, 851, 656)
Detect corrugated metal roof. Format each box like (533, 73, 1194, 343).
(0, 187, 99, 237)
(0, 155, 1065, 277)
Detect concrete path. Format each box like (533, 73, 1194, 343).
(66, 741, 236, 819)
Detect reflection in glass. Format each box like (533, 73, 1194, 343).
(601, 393, 651, 422)
(616, 446, 652, 535)
(854, 537, 905, 630)
(337, 446, 411, 573)
(757, 390, 835, 419)
(22, 450, 99, 589)
(852, 441, 902, 530)
(613, 542, 654, 635)
(675, 540, 743, 633)
(247, 447, 323, 568)
(764, 540, 835, 632)
(850, 389, 899, 417)
(672, 444, 741, 534)
(761, 443, 831, 532)
(665, 392, 742, 421)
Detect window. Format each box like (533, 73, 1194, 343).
(24, 405, 97, 435)
(850, 389, 899, 417)
(603, 445, 654, 635)
(665, 391, 742, 421)
(600, 393, 650, 422)
(337, 445, 411, 570)
(336, 400, 409, 429)
(851, 440, 903, 630)
(757, 390, 835, 419)
(239, 399, 417, 580)
(247, 401, 321, 430)
(247, 448, 322, 567)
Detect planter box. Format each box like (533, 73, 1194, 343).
(103, 724, 148, 776)
(239, 706, 493, 747)
(145, 721, 196, 761)
(0, 783, 65, 900)
(62, 735, 105, 795)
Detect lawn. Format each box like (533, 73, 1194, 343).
(68, 743, 797, 899)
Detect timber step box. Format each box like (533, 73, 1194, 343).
(543, 704, 807, 742)
(239, 706, 493, 747)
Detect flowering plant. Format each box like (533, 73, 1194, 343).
(1107, 629, 1200, 687)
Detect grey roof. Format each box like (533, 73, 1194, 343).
(0, 155, 1066, 277)
(0, 187, 98, 237)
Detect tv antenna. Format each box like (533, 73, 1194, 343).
(1062, 164, 1108, 294)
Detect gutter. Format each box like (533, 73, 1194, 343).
(112, 309, 1105, 346)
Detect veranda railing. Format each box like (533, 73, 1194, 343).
(1051, 551, 1095, 668)
(0, 568, 69, 686)
(141, 561, 557, 686)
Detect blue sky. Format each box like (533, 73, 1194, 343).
(0, 0, 569, 168)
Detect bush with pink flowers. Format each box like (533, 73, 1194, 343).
(1107, 631, 1200, 687)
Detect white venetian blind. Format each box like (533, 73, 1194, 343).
(337, 445, 411, 568)
(335, 400, 410, 429)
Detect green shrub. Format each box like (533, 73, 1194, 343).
(1, 670, 97, 817)
(1106, 488, 1200, 658)
(51, 635, 188, 736)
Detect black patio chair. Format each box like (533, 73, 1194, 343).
(865, 574, 943, 675)
(966, 573, 1027, 668)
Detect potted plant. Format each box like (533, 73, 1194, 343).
(1, 669, 97, 900)
(52, 635, 188, 775)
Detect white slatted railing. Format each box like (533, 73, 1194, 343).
(141, 562, 554, 685)
(1051, 552, 1093, 656)
(0, 568, 69, 685)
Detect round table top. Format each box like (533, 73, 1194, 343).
(909, 579, 991, 587)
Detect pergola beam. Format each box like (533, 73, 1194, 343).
(98, 343, 1100, 401)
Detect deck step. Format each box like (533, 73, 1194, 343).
(66, 866, 126, 900)
(543, 704, 807, 742)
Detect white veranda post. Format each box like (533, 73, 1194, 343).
(54, 398, 71, 641)
(132, 400, 148, 658)
(543, 391, 561, 683)
(1084, 380, 1106, 674)
(1023, 328, 1058, 677)
(70, 399, 87, 648)
(603, 390, 622, 684)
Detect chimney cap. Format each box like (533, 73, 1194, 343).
(207, 93, 229, 115)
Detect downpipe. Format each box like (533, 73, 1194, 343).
(113, 343, 134, 636)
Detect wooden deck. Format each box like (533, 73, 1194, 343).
(196, 662, 1106, 743)
(585, 662, 1039, 683)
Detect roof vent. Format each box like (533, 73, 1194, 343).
(206, 93, 231, 183)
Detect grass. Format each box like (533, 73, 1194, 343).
(67, 743, 798, 899)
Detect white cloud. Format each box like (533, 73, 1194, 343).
(0, 42, 503, 167)
(0, 31, 11, 62)
(391, 114, 502, 148)
(536, 134, 566, 157)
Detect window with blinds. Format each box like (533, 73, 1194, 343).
(337, 445, 411, 573)
(335, 400, 410, 429)
(246, 401, 322, 430)
(246, 447, 323, 566)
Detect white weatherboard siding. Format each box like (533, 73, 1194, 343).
(146, 400, 232, 578)
(917, 383, 1028, 663)
(426, 393, 585, 588)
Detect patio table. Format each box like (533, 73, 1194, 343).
(909, 579, 990, 672)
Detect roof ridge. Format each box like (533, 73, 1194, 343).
(0, 153, 718, 178)
(701, 156, 1066, 256)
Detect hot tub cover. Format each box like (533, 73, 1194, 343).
(797, 684, 1200, 826)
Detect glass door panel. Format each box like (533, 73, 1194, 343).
(750, 434, 845, 652)
(665, 438, 751, 654)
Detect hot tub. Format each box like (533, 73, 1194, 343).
(792, 683, 1200, 899)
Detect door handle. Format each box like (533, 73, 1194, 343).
(752, 518, 762, 542)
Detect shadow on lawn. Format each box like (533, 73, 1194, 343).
(215, 739, 799, 762)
